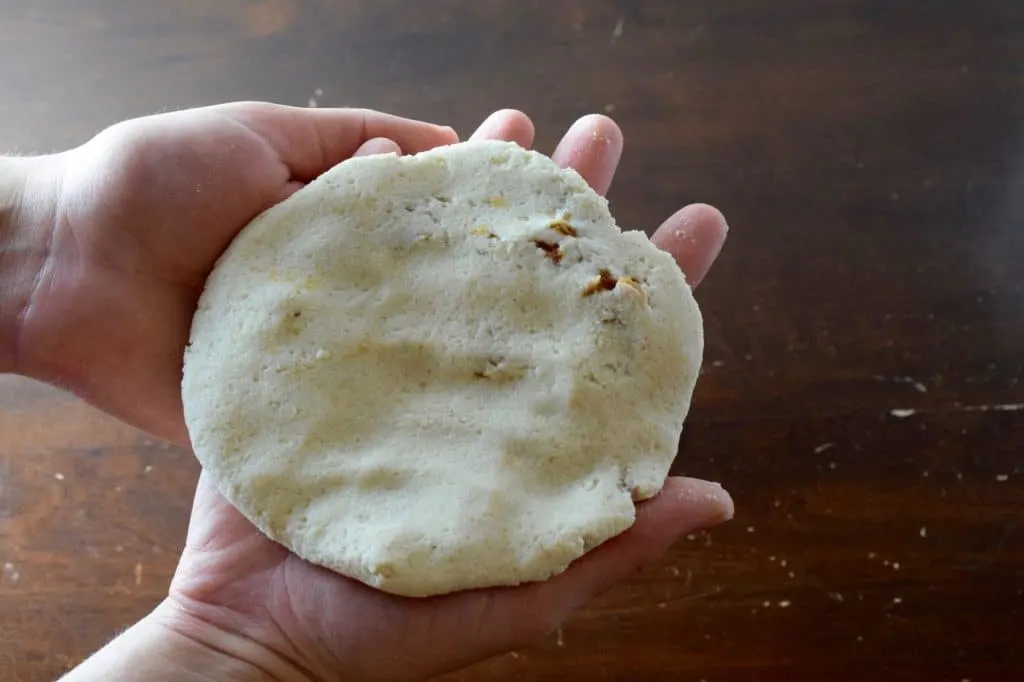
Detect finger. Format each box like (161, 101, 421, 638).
(215, 102, 458, 181)
(526, 476, 733, 616)
(469, 109, 535, 147)
(437, 476, 733, 659)
(650, 203, 729, 288)
(550, 114, 623, 196)
(353, 137, 402, 157)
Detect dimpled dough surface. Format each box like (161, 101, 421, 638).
(181, 139, 703, 597)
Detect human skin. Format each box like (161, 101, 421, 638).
(0, 104, 732, 681)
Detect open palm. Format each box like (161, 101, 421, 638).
(21, 104, 733, 680)
(171, 110, 730, 680)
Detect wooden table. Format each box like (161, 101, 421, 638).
(2, 1, 1021, 680)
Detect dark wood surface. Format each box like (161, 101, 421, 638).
(2, 1, 1022, 680)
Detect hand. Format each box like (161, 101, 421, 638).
(157, 110, 733, 681)
(20, 104, 732, 680)
(15, 103, 458, 443)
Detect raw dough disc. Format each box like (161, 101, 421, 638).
(181, 140, 703, 597)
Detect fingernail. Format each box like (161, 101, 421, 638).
(354, 137, 401, 157)
(679, 479, 735, 529)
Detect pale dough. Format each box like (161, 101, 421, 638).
(181, 140, 703, 597)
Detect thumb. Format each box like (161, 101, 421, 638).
(533, 476, 734, 615)
(448, 476, 733, 660)
(212, 102, 458, 182)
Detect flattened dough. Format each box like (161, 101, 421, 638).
(182, 140, 703, 597)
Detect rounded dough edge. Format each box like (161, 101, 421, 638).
(181, 139, 704, 597)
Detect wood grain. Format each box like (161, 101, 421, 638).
(1, 1, 1022, 680)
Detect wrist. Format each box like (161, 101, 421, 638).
(62, 599, 315, 682)
(0, 155, 59, 375)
